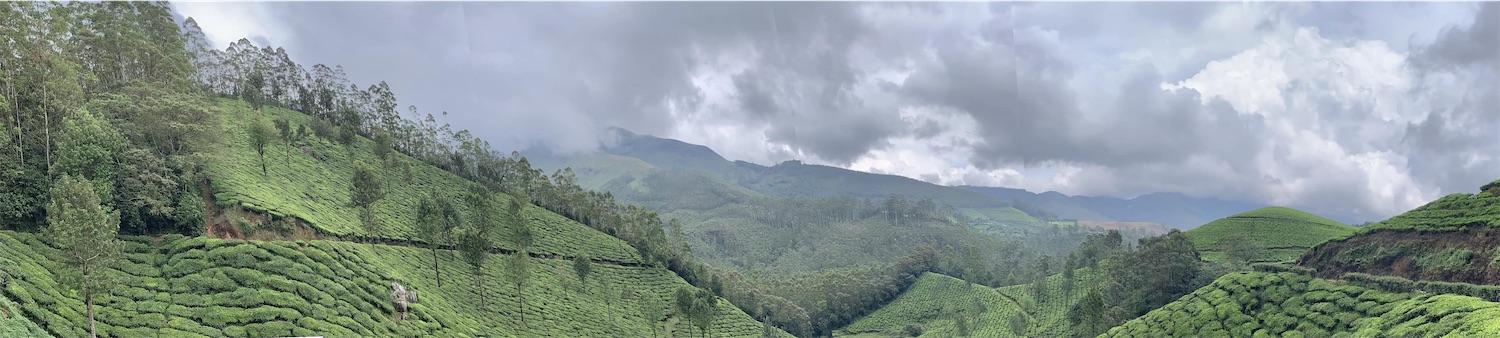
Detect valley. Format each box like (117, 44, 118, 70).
(1, 2, 1496, 338)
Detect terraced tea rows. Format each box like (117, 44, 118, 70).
(1357, 185, 1500, 233)
(210, 100, 639, 263)
(0, 231, 784, 338)
(0, 284, 48, 338)
(1102, 271, 1500, 337)
(1186, 207, 1353, 263)
(842, 268, 1101, 337)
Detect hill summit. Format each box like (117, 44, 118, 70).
(1187, 207, 1353, 263)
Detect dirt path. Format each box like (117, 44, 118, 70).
(992, 288, 1035, 320)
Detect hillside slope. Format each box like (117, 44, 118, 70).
(1187, 207, 1353, 263)
(0, 288, 48, 338)
(842, 268, 1101, 337)
(1299, 180, 1500, 285)
(533, 131, 1039, 224)
(1102, 271, 1500, 337)
(209, 100, 640, 263)
(533, 149, 1054, 276)
(960, 186, 1273, 229)
(0, 231, 784, 338)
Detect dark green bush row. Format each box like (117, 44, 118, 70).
(1341, 272, 1416, 293)
(1415, 280, 1500, 302)
(1250, 263, 1317, 277)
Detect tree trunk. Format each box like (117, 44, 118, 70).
(201, 181, 214, 236)
(42, 84, 50, 174)
(431, 247, 441, 288)
(86, 288, 97, 338)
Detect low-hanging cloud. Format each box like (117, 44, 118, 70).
(171, 2, 1498, 221)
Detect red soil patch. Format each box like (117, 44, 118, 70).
(1298, 227, 1500, 285)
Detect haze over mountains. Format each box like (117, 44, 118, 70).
(534, 128, 1370, 229)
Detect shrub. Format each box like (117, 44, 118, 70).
(901, 323, 925, 337)
(1251, 263, 1318, 277)
(1342, 273, 1415, 294)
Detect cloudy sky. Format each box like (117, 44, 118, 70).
(173, 2, 1497, 222)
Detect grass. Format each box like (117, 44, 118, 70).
(1101, 271, 1500, 337)
(840, 268, 1102, 337)
(207, 99, 640, 263)
(1186, 207, 1354, 262)
(0, 230, 785, 338)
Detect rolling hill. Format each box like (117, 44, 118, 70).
(0, 96, 790, 337)
(0, 231, 782, 338)
(841, 268, 1102, 337)
(528, 134, 1074, 278)
(960, 186, 1276, 229)
(1186, 207, 1354, 263)
(1103, 270, 1500, 337)
(1299, 179, 1500, 285)
(532, 129, 1040, 225)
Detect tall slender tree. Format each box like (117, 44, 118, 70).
(46, 175, 121, 338)
(247, 118, 274, 177)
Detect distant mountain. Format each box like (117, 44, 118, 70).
(960, 186, 1269, 229)
(534, 128, 1041, 224)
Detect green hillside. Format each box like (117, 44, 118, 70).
(1186, 207, 1353, 263)
(1102, 271, 1500, 337)
(841, 268, 1101, 337)
(0, 231, 782, 338)
(0, 288, 48, 338)
(209, 100, 641, 263)
(1358, 180, 1500, 233)
(1299, 180, 1500, 285)
(537, 136, 1042, 225)
(745, 161, 1038, 224)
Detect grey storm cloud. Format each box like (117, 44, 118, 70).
(174, 2, 1497, 221)
(1401, 2, 1500, 196)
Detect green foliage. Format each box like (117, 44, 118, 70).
(456, 212, 492, 306)
(844, 267, 1103, 338)
(54, 109, 127, 201)
(573, 255, 592, 290)
(1414, 248, 1474, 272)
(207, 100, 639, 263)
(0, 231, 784, 337)
(1100, 272, 1500, 337)
(45, 175, 123, 338)
(1187, 207, 1353, 263)
(1007, 311, 1027, 336)
(246, 118, 275, 177)
(1359, 186, 1500, 233)
(1250, 263, 1318, 277)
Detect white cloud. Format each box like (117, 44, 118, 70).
(1163, 26, 1441, 216)
(172, 2, 291, 48)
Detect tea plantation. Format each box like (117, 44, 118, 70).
(0, 287, 48, 338)
(1186, 207, 1353, 263)
(1356, 181, 1500, 233)
(0, 231, 783, 338)
(1102, 271, 1500, 337)
(208, 100, 640, 263)
(841, 268, 1101, 337)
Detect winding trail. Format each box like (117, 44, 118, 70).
(993, 288, 1036, 320)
